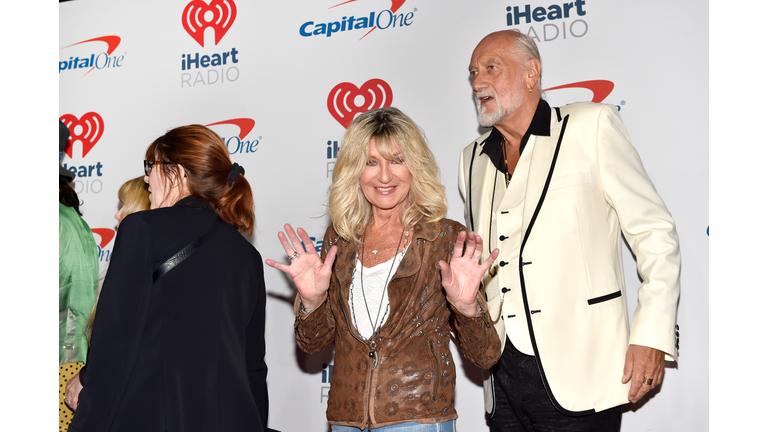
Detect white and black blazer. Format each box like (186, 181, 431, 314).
(458, 100, 680, 414)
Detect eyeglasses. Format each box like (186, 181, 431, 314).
(144, 160, 175, 176)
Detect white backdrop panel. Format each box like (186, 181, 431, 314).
(60, 1, 708, 431)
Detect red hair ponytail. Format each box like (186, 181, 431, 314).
(146, 125, 255, 235)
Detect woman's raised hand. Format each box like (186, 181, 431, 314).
(265, 224, 337, 310)
(439, 230, 499, 316)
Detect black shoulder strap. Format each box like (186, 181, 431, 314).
(153, 216, 224, 282)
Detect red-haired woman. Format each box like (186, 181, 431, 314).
(70, 125, 269, 432)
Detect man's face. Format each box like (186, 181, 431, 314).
(469, 37, 528, 127)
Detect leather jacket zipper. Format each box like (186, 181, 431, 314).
(339, 278, 377, 429)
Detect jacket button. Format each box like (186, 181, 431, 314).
(501, 287, 510, 293)
(499, 261, 508, 267)
(499, 235, 508, 241)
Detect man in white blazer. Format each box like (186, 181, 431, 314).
(458, 31, 680, 431)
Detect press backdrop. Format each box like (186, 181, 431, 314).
(59, 1, 708, 430)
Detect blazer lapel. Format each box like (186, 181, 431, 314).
(521, 108, 568, 236)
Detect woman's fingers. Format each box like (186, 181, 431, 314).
(481, 248, 500, 271)
(296, 227, 319, 256)
(463, 232, 481, 258)
(265, 259, 290, 274)
(322, 245, 338, 273)
(453, 230, 467, 257)
(455, 231, 486, 261)
(472, 234, 484, 256)
(283, 224, 305, 254)
(276, 231, 294, 255)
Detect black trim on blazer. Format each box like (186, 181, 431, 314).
(468, 141, 479, 232)
(587, 290, 622, 305)
(517, 114, 596, 416)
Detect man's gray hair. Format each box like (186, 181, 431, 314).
(510, 31, 544, 96)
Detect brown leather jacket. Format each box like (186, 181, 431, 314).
(294, 218, 501, 429)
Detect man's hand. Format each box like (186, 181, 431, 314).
(622, 344, 665, 403)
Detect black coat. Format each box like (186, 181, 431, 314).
(71, 196, 268, 432)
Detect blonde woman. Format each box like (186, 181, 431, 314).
(267, 107, 501, 431)
(114, 176, 150, 228)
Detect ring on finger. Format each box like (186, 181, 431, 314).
(472, 255, 481, 260)
(643, 378, 653, 385)
(288, 252, 300, 260)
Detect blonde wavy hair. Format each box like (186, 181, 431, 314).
(117, 176, 150, 216)
(328, 107, 447, 244)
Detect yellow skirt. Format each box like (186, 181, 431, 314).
(59, 362, 84, 432)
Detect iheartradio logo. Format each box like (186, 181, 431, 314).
(543, 80, 614, 103)
(182, 0, 237, 47)
(59, 112, 105, 158)
(327, 79, 393, 129)
(91, 228, 116, 249)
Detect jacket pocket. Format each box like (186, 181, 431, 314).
(549, 172, 590, 191)
(587, 290, 622, 305)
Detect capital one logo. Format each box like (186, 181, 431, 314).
(182, 0, 237, 47)
(543, 80, 613, 103)
(206, 118, 259, 155)
(59, 36, 124, 77)
(327, 79, 393, 128)
(301, 0, 415, 40)
(59, 113, 105, 158)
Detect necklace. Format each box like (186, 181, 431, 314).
(367, 222, 398, 255)
(501, 137, 511, 187)
(350, 225, 407, 371)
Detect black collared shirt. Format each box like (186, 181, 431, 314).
(479, 98, 552, 175)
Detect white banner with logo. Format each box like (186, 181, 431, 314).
(59, 1, 708, 430)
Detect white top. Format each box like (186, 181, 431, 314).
(348, 245, 409, 340)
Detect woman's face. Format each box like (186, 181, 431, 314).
(144, 164, 184, 209)
(359, 139, 412, 215)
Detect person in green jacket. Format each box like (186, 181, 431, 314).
(59, 120, 99, 431)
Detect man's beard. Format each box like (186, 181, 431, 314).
(475, 92, 523, 128)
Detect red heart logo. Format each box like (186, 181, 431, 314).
(182, 0, 238, 48)
(59, 112, 105, 158)
(327, 79, 393, 129)
(91, 228, 116, 249)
